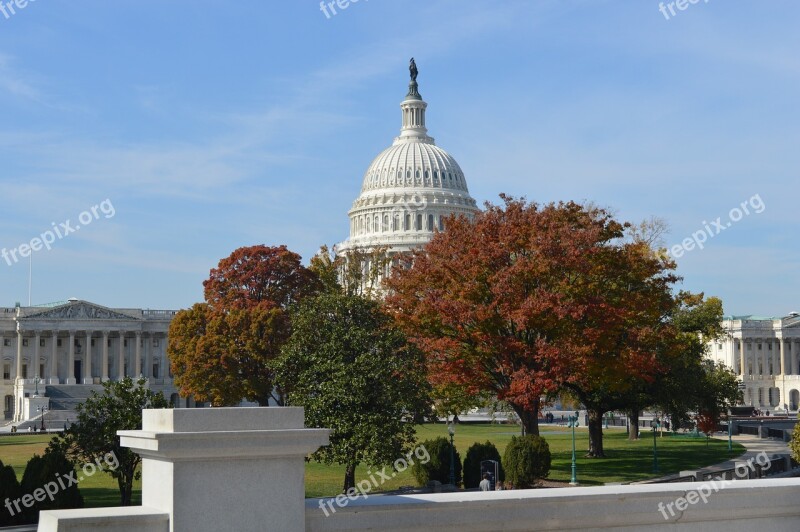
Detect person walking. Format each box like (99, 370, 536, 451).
(479, 473, 491, 491)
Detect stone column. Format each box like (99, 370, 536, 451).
(739, 338, 746, 377)
(50, 331, 58, 384)
(135, 332, 142, 378)
(793, 340, 799, 376)
(66, 331, 76, 384)
(144, 334, 151, 378)
(118, 408, 330, 532)
(83, 331, 94, 384)
(118, 332, 126, 380)
(101, 331, 110, 382)
(15, 328, 23, 380)
(34, 331, 41, 381)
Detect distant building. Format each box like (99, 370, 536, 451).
(2, 298, 182, 423)
(706, 313, 800, 410)
(336, 60, 480, 281)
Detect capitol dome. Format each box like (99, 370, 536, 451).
(337, 60, 479, 257)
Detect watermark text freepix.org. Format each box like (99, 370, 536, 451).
(657, 451, 771, 520)
(2, 199, 116, 267)
(666, 193, 764, 259)
(0, 0, 37, 21)
(318, 444, 430, 517)
(319, 0, 367, 19)
(4, 451, 119, 517)
(659, 0, 709, 21)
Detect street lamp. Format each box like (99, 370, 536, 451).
(727, 409, 733, 451)
(37, 405, 47, 431)
(447, 421, 456, 487)
(34, 374, 40, 396)
(568, 411, 579, 485)
(650, 418, 660, 473)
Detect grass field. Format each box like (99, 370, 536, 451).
(1, 424, 745, 504)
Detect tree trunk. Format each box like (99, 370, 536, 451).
(586, 409, 605, 458)
(343, 462, 356, 493)
(119, 473, 133, 506)
(628, 410, 640, 441)
(510, 401, 539, 436)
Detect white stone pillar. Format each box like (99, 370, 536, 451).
(66, 331, 76, 384)
(34, 331, 41, 381)
(144, 334, 151, 378)
(15, 328, 23, 380)
(118, 332, 126, 380)
(83, 331, 94, 384)
(135, 332, 142, 378)
(50, 331, 58, 384)
(118, 408, 330, 532)
(101, 331, 110, 382)
(740, 338, 746, 377)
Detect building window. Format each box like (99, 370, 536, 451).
(758, 344, 762, 350)
(768, 343, 772, 350)
(39, 364, 45, 378)
(153, 339, 160, 347)
(107, 339, 112, 347)
(22, 339, 28, 347)
(2, 364, 10, 380)
(57, 339, 63, 347)
(40, 339, 45, 347)
(153, 364, 159, 379)
(91, 339, 95, 347)
(428, 214, 434, 231)
(3, 339, 8, 347)
(416, 214, 422, 231)
(718, 344, 723, 350)
(22, 364, 27, 379)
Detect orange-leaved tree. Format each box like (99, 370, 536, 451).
(386, 196, 680, 440)
(169, 245, 320, 406)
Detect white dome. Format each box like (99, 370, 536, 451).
(337, 65, 479, 256)
(361, 141, 471, 194)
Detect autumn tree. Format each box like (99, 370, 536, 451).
(276, 290, 429, 492)
(169, 245, 320, 406)
(387, 196, 679, 438)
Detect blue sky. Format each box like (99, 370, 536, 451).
(0, 0, 797, 315)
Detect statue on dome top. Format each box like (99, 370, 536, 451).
(409, 58, 418, 82)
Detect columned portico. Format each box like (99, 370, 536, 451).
(2, 300, 179, 422)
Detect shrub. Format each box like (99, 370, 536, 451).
(19, 446, 84, 524)
(411, 436, 462, 486)
(0, 459, 22, 526)
(503, 434, 551, 488)
(463, 441, 504, 489)
(790, 423, 800, 463)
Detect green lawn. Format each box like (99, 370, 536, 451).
(2, 424, 745, 504)
(0, 435, 141, 508)
(304, 423, 745, 497)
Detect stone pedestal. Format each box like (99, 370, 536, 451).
(119, 407, 329, 532)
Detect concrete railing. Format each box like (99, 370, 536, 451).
(36, 407, 800, 532)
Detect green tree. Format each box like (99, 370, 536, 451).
(276, 291, 430, 492)
(53, 377, 170, 506)
(411, 437, 462, 487)
(790, 423, 800, 463)
(463, 441, 504, 489)
(503, 435, 551, 488)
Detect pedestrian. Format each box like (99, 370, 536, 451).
(479, 473, 491, 492)
(496, 481, 504, 491)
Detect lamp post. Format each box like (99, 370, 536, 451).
(37, 405, 47, 431)
(568, 411, 579, 485)
(447, 421, 456, 487)
(650, 418, 660, 473)
(727, 409, 733, 451)
(34, 374, 40, 396)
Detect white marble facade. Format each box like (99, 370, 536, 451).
(706, 313, 800, 411)
(1, 298, 179, 422)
